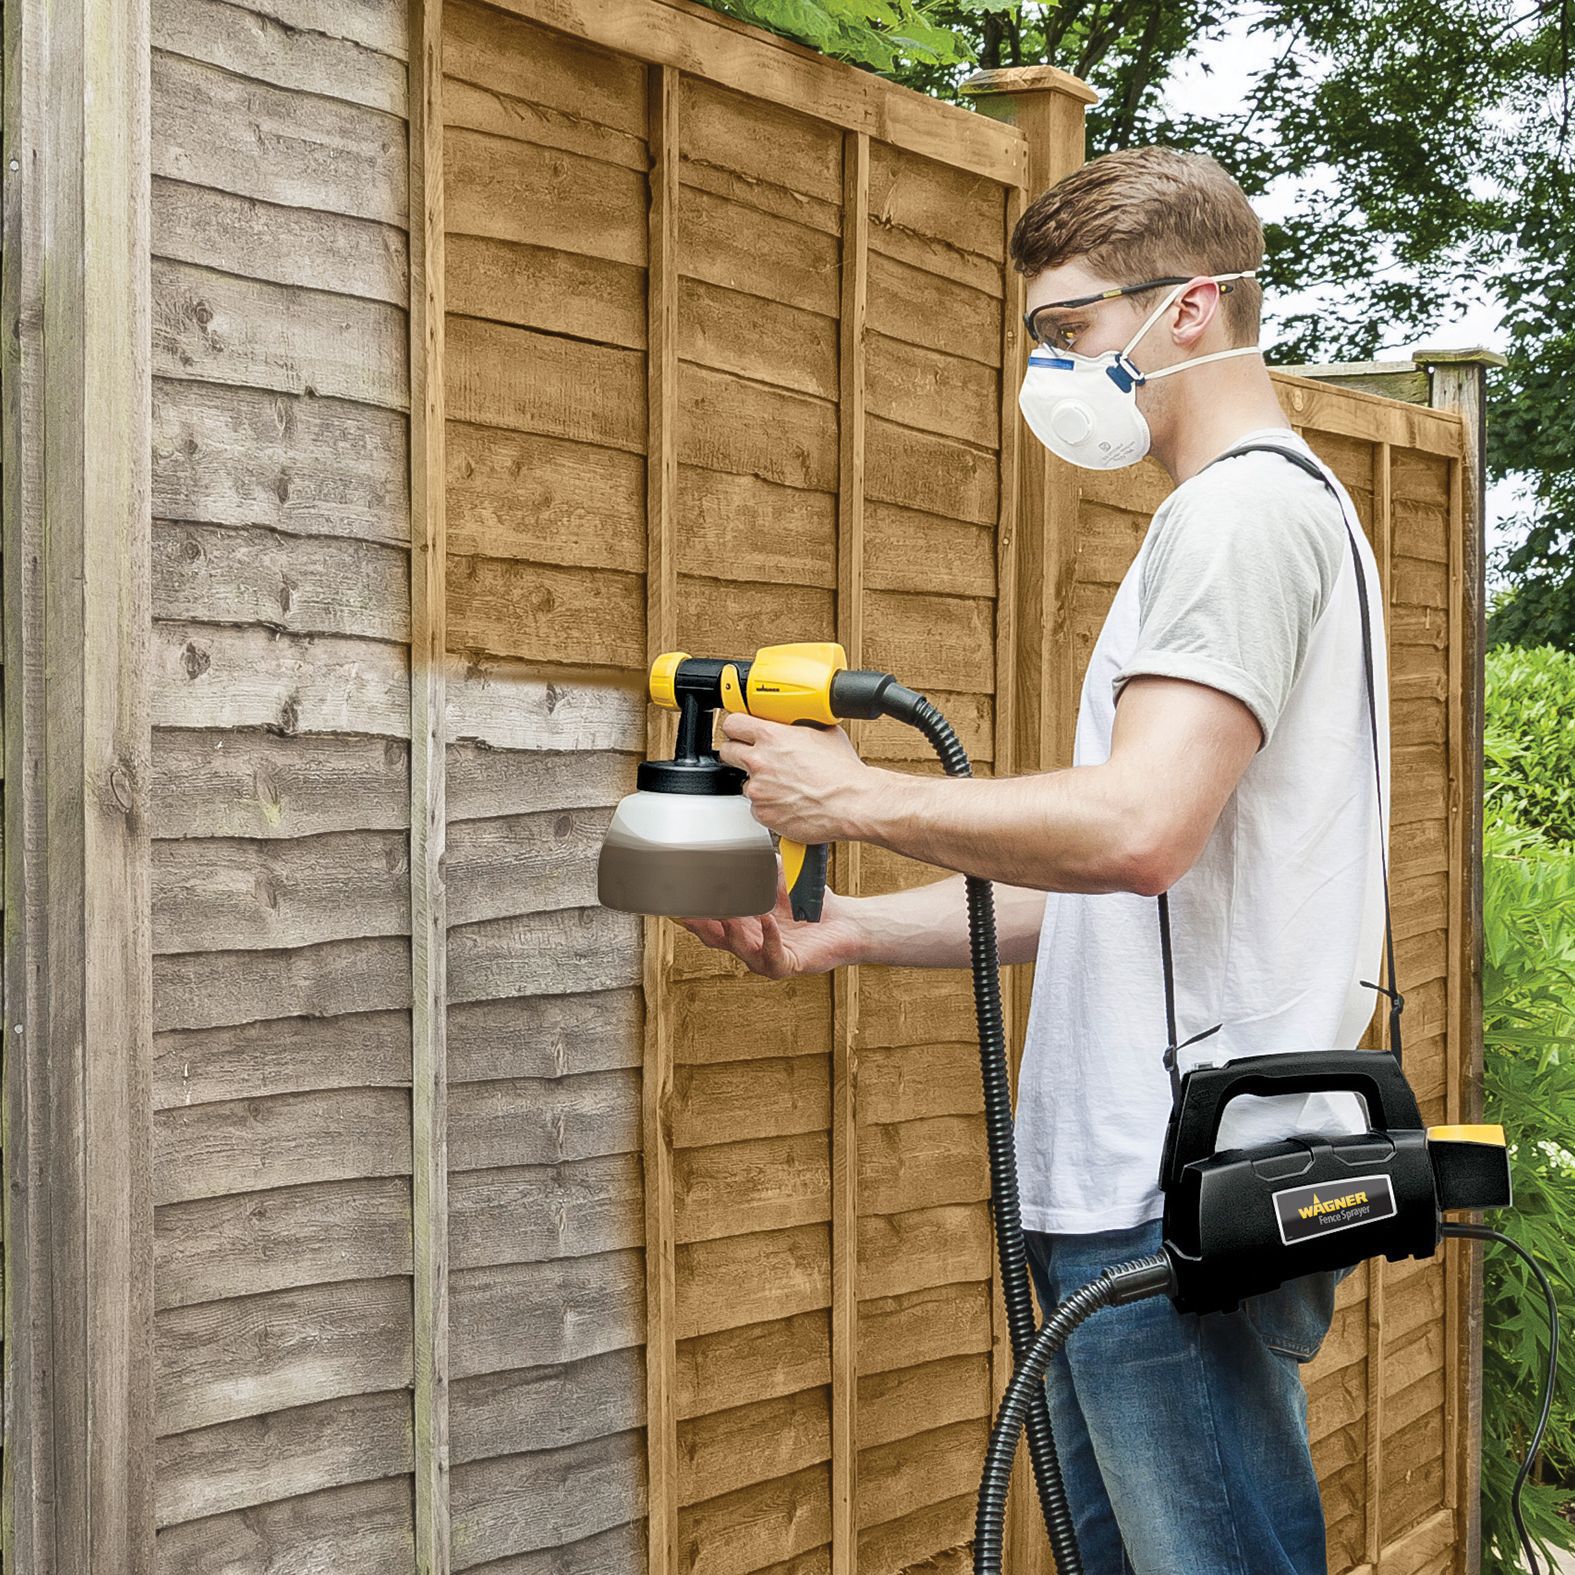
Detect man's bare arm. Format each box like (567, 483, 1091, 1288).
(844, 674, 1264, 897)
(845, 872, 1048, 968)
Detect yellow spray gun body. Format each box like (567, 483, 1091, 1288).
(610, 642, 919, 923)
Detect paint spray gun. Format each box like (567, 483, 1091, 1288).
(597, 641, 927, 923)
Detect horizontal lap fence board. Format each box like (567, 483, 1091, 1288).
(0, 0, 1478, 1572)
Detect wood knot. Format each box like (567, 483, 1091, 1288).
(181, 642, 210, 680)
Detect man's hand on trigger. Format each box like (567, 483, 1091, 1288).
(714, 711, 882, 844)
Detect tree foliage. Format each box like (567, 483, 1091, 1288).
(697, 0, 1575, 650)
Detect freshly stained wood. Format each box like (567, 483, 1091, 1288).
(443, 0, 647, 140)
(448, 555, 645, 669)
(676, 1226, 832, 1340)
(676, 465, 838, 588)
(857, 1282, 993, 1377)
(445, 418, 645, 569)
(680, 277, 840, 403)
(669, 972, 831, 1061)
(445, 125, 647, 267)
(674, 1132, 832, 1243)
(675, 1310, 832, 1421)
(678, 182, 841, 319)
(447, 315, 644, 451)
(680, 73, 841, 208)
(679, 1463, 831, 1575)
(677, 1388, 830, 1506)
(672, 1058, 831, 1148)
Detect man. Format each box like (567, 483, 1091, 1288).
(678, 146, 1389, 1574)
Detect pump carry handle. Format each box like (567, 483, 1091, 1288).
(1157, 1049, 1425, 1191)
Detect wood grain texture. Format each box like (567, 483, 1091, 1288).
(409, 0, 450, 1567)
(4, 0, 157, 1563)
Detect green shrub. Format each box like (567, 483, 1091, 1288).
(1485, 644, 1575, 847)
(1479, 802, 1575, 1570)
(696, 0, 975, 71)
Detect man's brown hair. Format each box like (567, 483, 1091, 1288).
(1009, 146, 1264, 345)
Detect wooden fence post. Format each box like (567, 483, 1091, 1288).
(3, 0, 154, 1565)
(957, 64, 1094, 1575)
(1415, 346, 1503, 1575)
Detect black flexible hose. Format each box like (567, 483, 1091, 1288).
(1442, 1222, 1560, 1575)
(891, 688, 1083, 1569)
(974, 1254, 1176, 1575)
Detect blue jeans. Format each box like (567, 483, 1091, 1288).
(1023, 1217, 1355, 1575)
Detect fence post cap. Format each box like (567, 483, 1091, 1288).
(960, 66, 1099, 106)
(1411, 346, 1508, 368)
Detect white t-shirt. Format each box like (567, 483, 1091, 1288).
(1015, 425, 1391, 1235)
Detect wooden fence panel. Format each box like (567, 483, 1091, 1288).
(441, 5, 651, 1570)
(145, 0, 419, 1567)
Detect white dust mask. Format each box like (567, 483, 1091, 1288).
(1018, 272, 1260, 470)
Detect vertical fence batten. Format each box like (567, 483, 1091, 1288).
(410, 0, 450, 1565)
(644, 57, 682, 1575)
(832, 123, 868, 1575)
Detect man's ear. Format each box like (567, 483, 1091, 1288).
(1105, 672, 1262, 895)
(1169, 278, 1223, 350)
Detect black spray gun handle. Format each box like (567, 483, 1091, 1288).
(779, 718, 833, 922)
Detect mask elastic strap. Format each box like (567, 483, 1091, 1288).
(1142, 344, 1261, 382)
(1120, 269, 1260, 364)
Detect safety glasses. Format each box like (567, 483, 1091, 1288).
(1023, 276, 1240, 352)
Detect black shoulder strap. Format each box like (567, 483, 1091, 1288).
(1155, 441, 1405, 1112)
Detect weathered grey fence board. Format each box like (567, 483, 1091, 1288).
(151, 49, 407, 223)
(153, 0, 407, 112)
(154, 379, 411, 546)
(150, 731, 411, 840)
(154, 1177, 413, 1308)
(154, 1388, 414, 1527)
(155, 1275, 415, 1434)
(152, 1009, 413, 1108)
(153, 1087, 413, 1203)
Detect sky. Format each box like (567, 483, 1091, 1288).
(1157, 12, 1522, 586)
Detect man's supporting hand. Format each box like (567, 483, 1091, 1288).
(677, 856, 867, 979)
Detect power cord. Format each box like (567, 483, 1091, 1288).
(1443, 1222, 1560, 1575)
